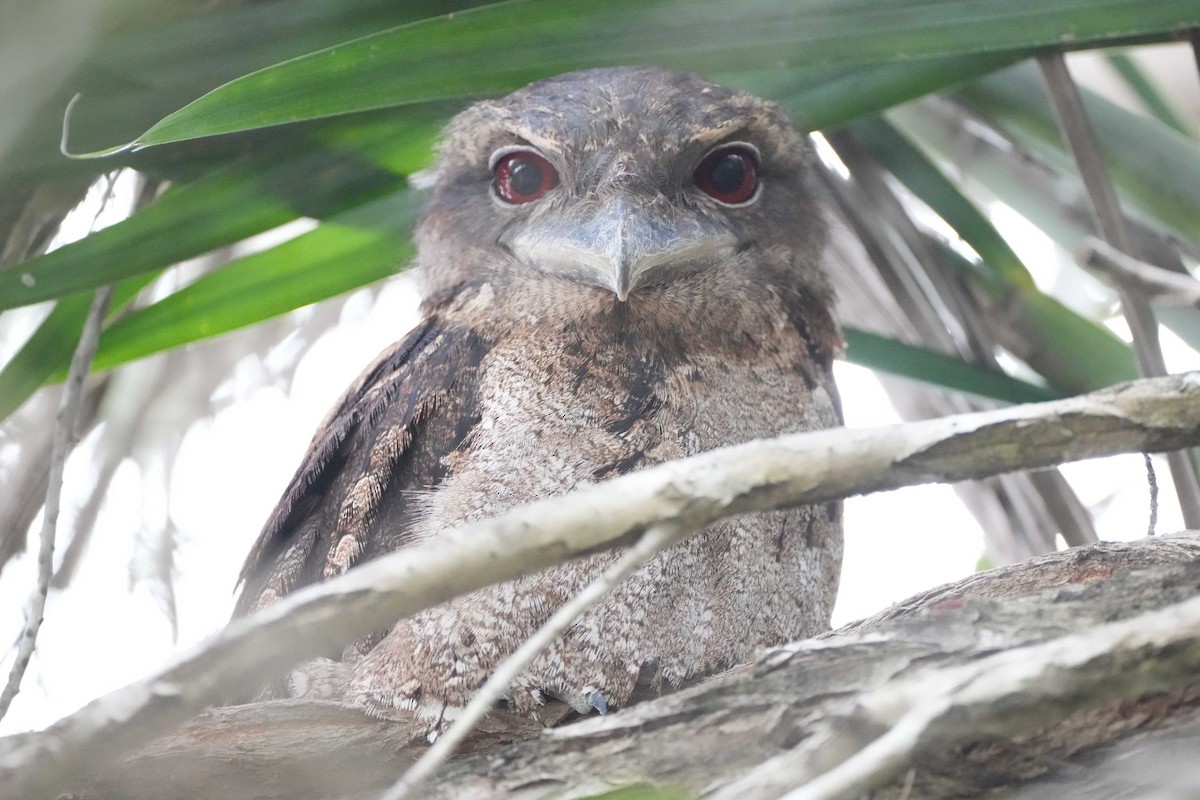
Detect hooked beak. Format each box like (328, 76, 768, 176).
(510, 197, 736, 301)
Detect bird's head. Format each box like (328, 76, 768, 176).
(414, 67, 828, 308)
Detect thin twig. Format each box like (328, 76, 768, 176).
(1037, 51, 1200, 530)
(0, 285, 113, 720)
(1145, 453, 1159, 537)
(381, 523, 683, 800)
(1036, 53, 1163, 372)
(1079, 236, 1200, 307)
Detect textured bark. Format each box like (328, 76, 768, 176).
(70, 531, 1200, 800)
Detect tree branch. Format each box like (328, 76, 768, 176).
(740, 576, 1200, 800)
(70, 533, 1200, 800)
(1079, 236, 1200, 308)
(383, 523, 683, 800)
(4, 372, 1200, 798)
(1037, 51, 1200, 529)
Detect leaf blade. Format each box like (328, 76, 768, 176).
(843, 328, 1061, 404)
(129, 0, 1200, 148)
(848, 116, 1136, 393)
(88, 190, 422, 371)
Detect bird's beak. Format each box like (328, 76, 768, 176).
(511, 197, 736, 301)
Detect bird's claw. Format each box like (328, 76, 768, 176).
(585, 689, 608, 715)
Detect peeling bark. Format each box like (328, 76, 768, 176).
(66, 532, 1200, 800)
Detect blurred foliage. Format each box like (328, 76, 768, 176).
(1, 0, 1198, 445)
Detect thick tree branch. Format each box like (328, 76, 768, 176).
(736, 578, 1200, 800)
(71, 533, 1200, 800)
(4, 373, 1200, 798)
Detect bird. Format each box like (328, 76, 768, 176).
(234, 66, 844, 733)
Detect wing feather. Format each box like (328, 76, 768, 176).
(235, 314, 488, 615)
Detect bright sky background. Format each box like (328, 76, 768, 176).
(1, 46, 1197, 736)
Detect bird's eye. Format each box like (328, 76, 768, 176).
(694, 144, 760, 206)
(491, 149, 559, 205)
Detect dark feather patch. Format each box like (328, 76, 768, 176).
(591, 449, 648, 481)
(605, 359, 663, 437)
(780, 283, 840, 374)
(234, 317, 489, 614)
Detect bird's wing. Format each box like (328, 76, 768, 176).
(234, 313, 488, 616)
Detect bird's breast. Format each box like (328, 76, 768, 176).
(414, 317, 838, 537)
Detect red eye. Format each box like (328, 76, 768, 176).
(694, 145, 759, 205)
(492, 149, 559, 204)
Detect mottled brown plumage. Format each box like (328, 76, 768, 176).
(236, 67, 843, 731)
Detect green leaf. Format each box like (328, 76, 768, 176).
(0, 111, 441, 311)
(0, 0, 485, 185)
(843, 328, 1061, 404)
(955, 61, 1200, 244)
(747, 52, 1025, 133)
(0, 299, 93, 421)
(88, 190, 422, 371)
(848, 116, 1136, 393)
(0, 280, 152, 420)
(847, 117, 1035, 291)
(124, 0, 1200, 148)
(0, 173, 294, 310)
(0, 187, 419, 420)
(1106, 51, 1194, 137)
